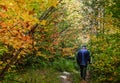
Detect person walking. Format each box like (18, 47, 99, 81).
(76, 45, 91, 81)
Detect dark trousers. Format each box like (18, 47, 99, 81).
(80, 65, 87, 80)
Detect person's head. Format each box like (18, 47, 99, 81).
(82, 45, 87, 49)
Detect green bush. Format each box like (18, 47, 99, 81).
(90, 53, 120, 82)
(52, 58, 76, 72)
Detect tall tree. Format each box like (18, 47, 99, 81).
(81, 0, 120, 82)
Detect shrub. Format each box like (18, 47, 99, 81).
(52, 58, 76, 72)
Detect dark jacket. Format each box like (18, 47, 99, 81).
(76, 49, 90, 66)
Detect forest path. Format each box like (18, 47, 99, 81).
(60, 69, 91, 83)
(79, 70, 91, 83)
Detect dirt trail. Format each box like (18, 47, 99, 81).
(60, 69, 91, 83)
(79, 70, 91, 83)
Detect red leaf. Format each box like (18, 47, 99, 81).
(0, 5, 7, 11)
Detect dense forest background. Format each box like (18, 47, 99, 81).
(0, 0, 120, 83)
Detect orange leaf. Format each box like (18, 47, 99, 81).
(0, 22, 7, 28)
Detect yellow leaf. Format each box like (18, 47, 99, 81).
(0, 66, 3, 69)
(49, 0, 58, 7)
(7, 60, 10, 63)
(40, 20, 47, 25)
(0, 61, 3, 64)
(36, 52, 42, 56)
(52, 0, 58, 8)
(17, 55, 21, 59)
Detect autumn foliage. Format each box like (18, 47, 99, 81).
(0, 0, 63, 77)
(0, 0, 119, 82)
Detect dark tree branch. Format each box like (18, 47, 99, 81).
(29, 0, 62, 36)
